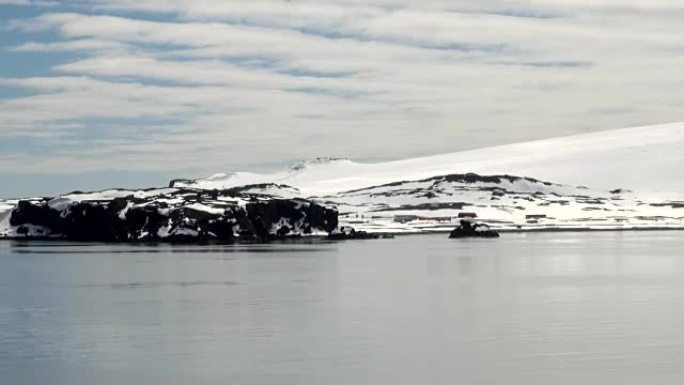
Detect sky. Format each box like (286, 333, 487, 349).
(1, 0, 684, 197)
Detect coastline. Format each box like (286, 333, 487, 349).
(2, 225, 684, 244)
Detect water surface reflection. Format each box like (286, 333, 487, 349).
(2, 232, 684, 384)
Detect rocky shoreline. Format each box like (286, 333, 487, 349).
(3, 168, 684, 243)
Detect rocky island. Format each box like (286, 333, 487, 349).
(449, 220, 500, 238)
(1, 188, 337, 242)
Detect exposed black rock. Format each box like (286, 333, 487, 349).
(449, 220, 500, 238)
(341, 172, 555, 195)
(373, 202, 468, 212)
(168, 179, 193, 188)
(649, 202, 684, 209)
(289, 157, 349, 172)
(327, 226, 380, 240)
(222, 183, 300, 197)
(6, 189, 338, 242)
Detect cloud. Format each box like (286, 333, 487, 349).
(1, 0, 684, 186)
(0, 0, 57, 6)
(10, 39, 130, 53)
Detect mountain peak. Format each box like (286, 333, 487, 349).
(288, 157, 350, 172)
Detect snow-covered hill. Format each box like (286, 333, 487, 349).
(179, 122, 684, 195)
(175, 122, 684, 232)
(328, 174, 683, 233)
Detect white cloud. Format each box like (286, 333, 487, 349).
(10, 39, 130, 53)
(0, 0, 57, 6)
(2, 0, 684, 180)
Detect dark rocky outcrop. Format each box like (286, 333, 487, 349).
(327, 226, 380, 240)
(341, 172, 555, 195)
(449, 220, 500, 238)
(7, 189, 338, 242)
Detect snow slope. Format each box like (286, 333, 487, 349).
(180, 122, 684, 195)
(172, 122, 684, 233)
(326, 173, 684, 233)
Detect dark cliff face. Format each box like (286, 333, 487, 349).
(8, 189, 338, 242)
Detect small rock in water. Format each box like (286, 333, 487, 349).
(449, 220, 500, 238)
(328, 226, 380, 240)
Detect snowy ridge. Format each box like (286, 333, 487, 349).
(178, 122, 684, 195)
(176, 122, 684, 232)
(326, 173, 684, 233)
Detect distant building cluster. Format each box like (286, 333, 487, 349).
(393, 212, 478, 223)
(391, 212, 556, 225)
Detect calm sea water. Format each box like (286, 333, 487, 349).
(2, 232, 684, 385)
